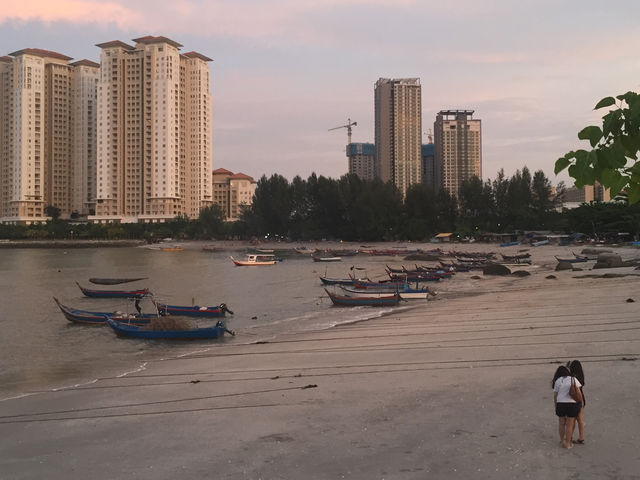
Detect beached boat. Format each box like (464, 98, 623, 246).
(500, 241, 521, 247)
(324, 288, 400, 307)
(230, 254, 277, 266)
(53, 297, 155, 325)
(155, 302, 233, 318)
(312, 256, 342, 262)
(76, 282, 149, 298)
(338, 285, 428, 300)
(555, 254, 588, 263)
(319, 275, 355, 286)
(107, 318, 233, 340)
(88, 277, 148, 285)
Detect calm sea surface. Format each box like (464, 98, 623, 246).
(0, 246, 420, 399)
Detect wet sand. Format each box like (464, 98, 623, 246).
(1, 243, 640, 479)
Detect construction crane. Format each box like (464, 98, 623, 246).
(329, 118, 357, 145)
(424, 128, 434, 144)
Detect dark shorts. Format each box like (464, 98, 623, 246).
(556, 402, 581, 418)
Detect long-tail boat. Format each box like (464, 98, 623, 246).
(89, 277, 148, 285)
(76, 282, 149, 298)
(324, 288, 400, 307)
(53, 297, 155, 325)
(106, 318, 234, 340)
(155, 302, 233, 318)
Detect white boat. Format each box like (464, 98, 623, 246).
(338, 285, 428, 300)
(312, 256, 342, 262)
(230, 254, 276, 266)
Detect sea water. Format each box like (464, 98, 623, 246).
(0, 246, 424, 399)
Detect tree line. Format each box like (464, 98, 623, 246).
(2, 166, 640, 242)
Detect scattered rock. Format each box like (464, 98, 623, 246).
(626, 298, 635, 303)
(511, 270, 531, 277)
(190, 380, 200, 384)
(546, 275, 557, 279)
(594, 253, 624, 269)
(470, 275, 481, 280)
(301, 384, 318, 389)
(482, 263, 511, 276)
(251, 316, 258, 320)
(556, 261, 573, 271)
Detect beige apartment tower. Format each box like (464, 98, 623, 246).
(91, 36, 212, 223)
(0, 49, 98, 223)
(434, 110, 482, 198)
(212, 168, 256, 221)
(374, 78, 422, 197)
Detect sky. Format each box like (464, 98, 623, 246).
(2, 0, 639, 186)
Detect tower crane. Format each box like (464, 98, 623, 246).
(329, 118, 357, 145)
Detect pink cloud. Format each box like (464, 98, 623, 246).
(0, 0, 140, 27)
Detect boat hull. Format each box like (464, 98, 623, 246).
(157, 303, 228, 317)
(76, 282, 149, 298)
(53, 297, 154, 325)
(325, 288, 399, 307)
(107, 318, 228, 340)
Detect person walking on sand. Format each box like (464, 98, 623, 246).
(552, 365, 582, 449)
(567, 360, 586, 444)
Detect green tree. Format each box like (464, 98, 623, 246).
(555, 92, 640, 203)
(44, 205, 61, 220)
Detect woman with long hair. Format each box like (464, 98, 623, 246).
(567, 360, 585, 444)
(552, 365, 582, 448)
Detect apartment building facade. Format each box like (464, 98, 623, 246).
(212, 168, 255, 221)
(91, 36, 212, 223)
(434, 110, 482, 198)
(0, 49, 98, 224)
(374, 78, 422, 197)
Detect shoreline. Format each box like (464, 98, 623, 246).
(1, 244, 639, 478)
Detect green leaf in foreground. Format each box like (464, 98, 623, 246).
(594, 96, 616, 110)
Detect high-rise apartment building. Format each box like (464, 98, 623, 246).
(421, 143, 435, 191)
(0, 49, 98, 224)
(434, 110, 482, 198)
(346, 143, 375, 181)
(212, 168, 255, 221)
(374, 78, 422, 197)
(91, 36, 212, 223)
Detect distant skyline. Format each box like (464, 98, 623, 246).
(2, 1, 639, 186)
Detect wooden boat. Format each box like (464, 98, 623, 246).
(155, 302, 233, 318)
(53, 297, 155, 325)
(76, 281, 149, 298)
(89, 277, 148, 285)
(162, 246, 184, 252)
(325, 288, 400, 307)
(312, 256, 342, 262)
(555, 255, 588, 263)
(319, 275, 354, 286)
(230, 254, 276, 266)
(339, 285, 428, 300)
(107, 318, 233, 340)
(500, 253, 530, 262)
(500, 241, 521, 247)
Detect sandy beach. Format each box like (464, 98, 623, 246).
(1, 242, 640, 479)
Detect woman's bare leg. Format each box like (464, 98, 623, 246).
(576, 408, 585, 441)
(558, 417, 567, 443)
(564, 418, 575, 448)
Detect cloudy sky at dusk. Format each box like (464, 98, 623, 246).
(2, 0, 639, 185)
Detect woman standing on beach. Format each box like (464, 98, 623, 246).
(552, 365, 582, 449)
(567, 360, 586, 444)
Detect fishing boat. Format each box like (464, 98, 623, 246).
(76, 282, 149, 298)
(555, 254, 588, 263)
(338, 285, 428, 300)
(500, 241, 521, 247)
(230, 253, 276, 266)
(53, 297, 155, 325)
(324, 288, 400, 307)
(155, 302, 233, 318)
(161, 245, 183, 252)
(312, 256, 342, 262)
(106, 318, 234, 340)
(319, 275, 355, 286)
(88, 277, 148, 285)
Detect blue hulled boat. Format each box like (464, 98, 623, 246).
(106, 318, 233, 340)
